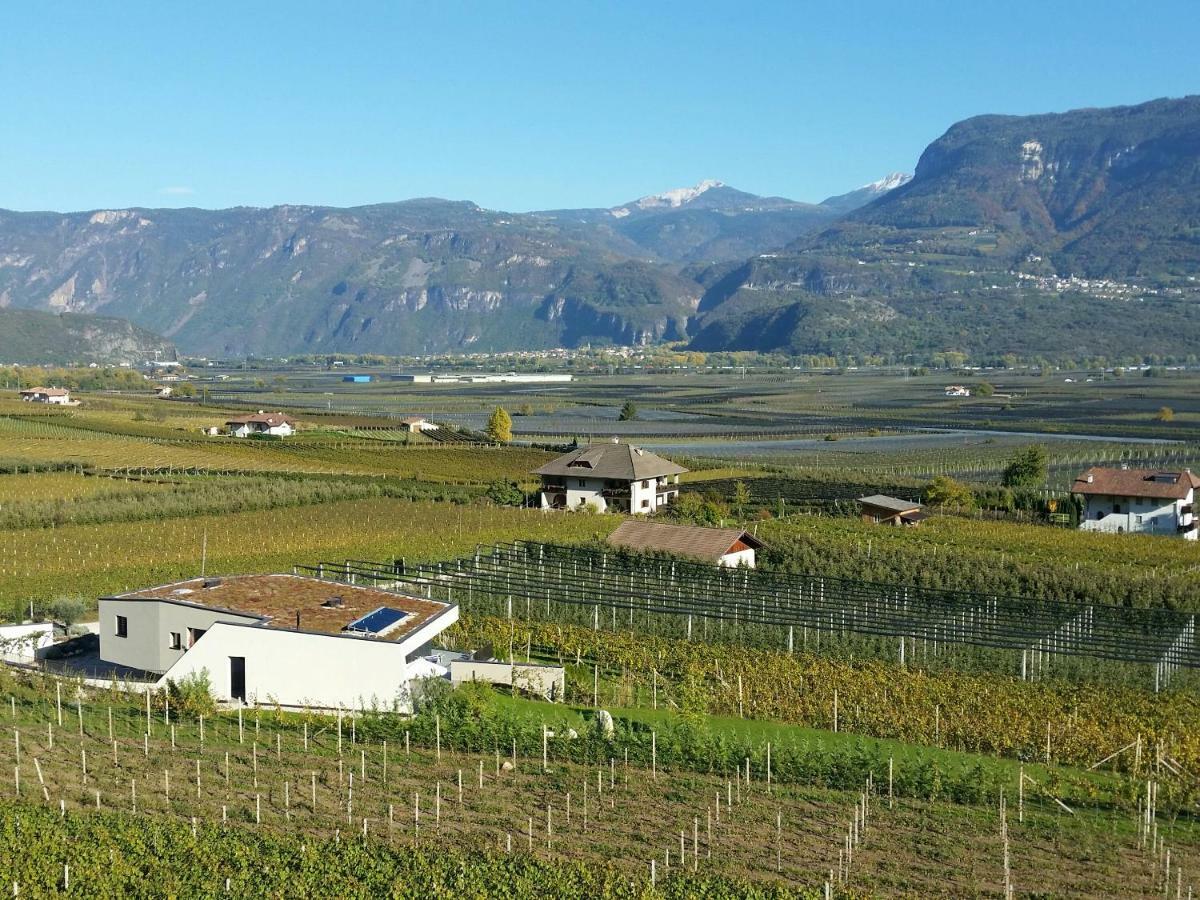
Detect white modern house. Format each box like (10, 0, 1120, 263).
(225, 412, 296, 437)
(399, 416, 438, 433)
(534, 440, 687, 513)
(605, 519, 764, 567)
(1072, 467, 1199, 539)
(98, 574, 459, 710)
(19, 387, 72, 405)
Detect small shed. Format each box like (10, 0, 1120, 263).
(858, 495, 926, 526)
(606, 519, 764, 567)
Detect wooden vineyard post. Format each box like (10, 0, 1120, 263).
(889, 757, 894, 809)
(1018, 765, 1024, 823)
(833, 689, 839, 733)
(651, 731, 656, 780)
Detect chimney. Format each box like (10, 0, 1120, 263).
(1086, 473, 1093, 483)
(611, 436, 619, 443)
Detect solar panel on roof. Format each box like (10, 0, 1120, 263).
(343, 606, 410, 636)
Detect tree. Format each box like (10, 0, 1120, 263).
(1156, 406, 1175, 422)
(515, 402, 534, 417)
(733, 481, 751, 517)
(1002, 445, 1048, 488)
(976, 381, 995, 396)
(486, 407, 512, 443)
(618, 400, 638, 422)
(924, 475, 975, 509)
(485, 481, 525, 506)
(172, 382, 196, 398)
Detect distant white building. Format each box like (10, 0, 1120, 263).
(226, 412, 296, 437)
(605, 520, 764, 567)
(399, 416, 438, 433)
(19, 387, 71, 405)
(533, 440, 686, 514)
(98, 574, 459, 711)
(1073, 467, 1198, 539)
(944, 385, 971, 397)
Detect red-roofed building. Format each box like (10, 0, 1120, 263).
(1072, 467, 1199, 539)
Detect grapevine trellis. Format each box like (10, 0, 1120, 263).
(298, 541, 1200, 690)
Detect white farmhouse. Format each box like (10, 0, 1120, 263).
(19, 387, 71, 405)
(534, 440, 687, 514)
(605, 519, 765, 567)
(225, 411, 296, 437)
(399, 416, 438, 433)
(98, 574, 459, 711)
(1072, 467, 1199, 539)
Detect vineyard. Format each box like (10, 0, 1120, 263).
(303, 542, 1200, 692)
(0, 667, 1194, 897)
(0, 501, 616, 620)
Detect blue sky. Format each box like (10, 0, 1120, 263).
(1, 1, 1195, 213)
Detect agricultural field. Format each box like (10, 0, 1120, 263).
(0, 499, 615, 620)
(0, 371, 1198, 896)
(0, 668, 1193, 898)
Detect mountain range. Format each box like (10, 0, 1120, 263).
(2, 95, 1198, 360)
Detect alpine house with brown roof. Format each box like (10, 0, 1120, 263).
(533, 439, 687, 514)
(606, 520, 765, 567)
(1072, 467, 1199, 539)
(98, 574, 459, 711)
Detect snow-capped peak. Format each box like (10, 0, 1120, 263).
(862, 172, 912, 193)
(614, 180, 724, 217)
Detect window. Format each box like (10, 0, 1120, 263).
(115, 615, 128, 638)
(1135, 515, 1143, 525)
(642, 480, 649, 489)
(1113, 504, 1122, 514)
(641, 499, 650, 509)
(187, 627, 207, 647)
(577, 479, 586, 487)
(169, 632, 182, 650)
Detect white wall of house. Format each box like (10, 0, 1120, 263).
(539, 474, 680, 514)
(157, 606, 458, 712)
(717, 548, 756, 568)
(99, 598, 262, 673)
(1079, 492, 1196, 539)
(230, 422, 294, 438)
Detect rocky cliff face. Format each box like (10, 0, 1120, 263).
(0, 308, 174, 365)
(0, 200, 700, 356)
(689, 96, 1200, 358)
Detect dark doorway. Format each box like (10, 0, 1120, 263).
(229, 656, 246, 702)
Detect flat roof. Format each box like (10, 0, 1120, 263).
(109, 574, 448, 641)
(858, 494, 924, 513)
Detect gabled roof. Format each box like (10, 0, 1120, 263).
(606, 520, 763, 563)
(534, 443, 687, 480)
(226, 412, 296, 427)
(858, 494, 924, 514)
(1072, 467, 1200, 500)
(20, 387, 69, 396)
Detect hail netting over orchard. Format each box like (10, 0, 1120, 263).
(296, 542, 1200, 691)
